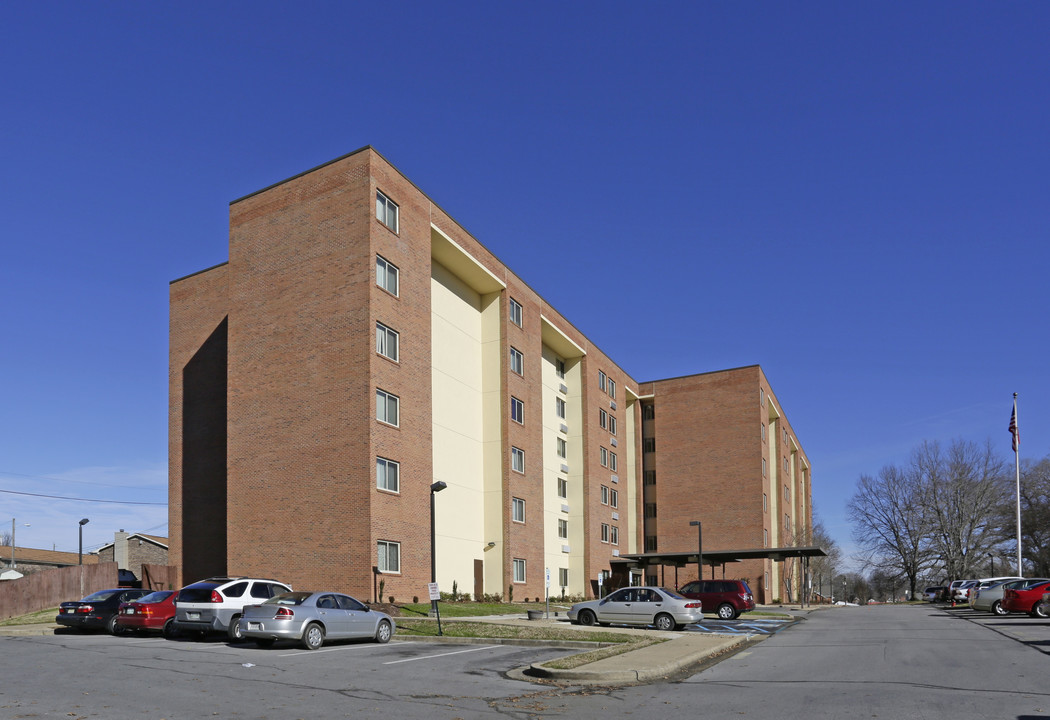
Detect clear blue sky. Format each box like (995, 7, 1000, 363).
(2, 2, 1047, 565)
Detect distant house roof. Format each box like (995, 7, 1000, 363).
(0, 545, 99, 567)
(96, 533, 169, 553)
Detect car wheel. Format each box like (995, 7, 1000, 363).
(375, 619, 393, 644)
(227, 615, 244, 641)
(162, 619, 179, 639)
(301, 622, 325, 650)
(992, 600, 1007, 616)
(717, 603, 737, 620)
(577, 609, 597, 627)
(654, 613, 675, 632)
(107, 615, 123, 635)
(1031, 602, 1049, 619)
(254, 638, 275, 648)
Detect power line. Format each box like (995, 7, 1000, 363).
(0, 488, 166, 506)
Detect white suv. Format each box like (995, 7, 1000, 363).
(173, 577, 292, 640)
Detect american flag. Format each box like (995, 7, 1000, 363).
(1009, 402, 1019, 452)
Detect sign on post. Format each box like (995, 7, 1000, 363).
(427, 583, 440, 601)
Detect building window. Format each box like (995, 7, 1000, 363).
(513, 558, 526, 583)
(785, 514, 791, 533)
(608, 416, 616, 435)
(645, 536, 658, 552)
(376, 457, 399, 492)
(557, 477, 567, 498)
(556, 359, 565, 379)
(558, 519, 568, 539)
(763, 493, 768, 512)
(510, 396, 524, 424)
(609, 452, 618, 472)
(512, 497, 525, 523)
(377, 540, 400, 573)
(557, 438, 567, 459)
(376, 389, 399, 427)
(376, 322, 399, 361)
(509, 297, 522, 327)
(511, 447, 525, 473)
(555, 397, 566, 419)
(644, 470, 656, 486)
(559, 567, 569, 587)
(611, 526, 619, 545)
(510, 347, 524, 375)
(610, 488, 618, 508)
(643, 404, 655, 420)
(645, 503, 657, 518)
(784, 484, 790, 502)
(643, 438, 656, 453)
(376, 255, 399, 296)
(599, 447, 608, 467)
(609, 380, 616, 399)
(598, 370, 607, 392)
(762, 423, 766, 442)
(601, 485, 609, 505)
(760, 388, 766, 406)
(601, 523, 610, 543)
(599, 409, 607, 429)
(376, 190, 398, 233)
(764, 528, 769, 547)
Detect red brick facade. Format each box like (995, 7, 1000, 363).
(169, 147, 811, 603)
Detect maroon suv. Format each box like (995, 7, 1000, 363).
(677, 579, 756, 619)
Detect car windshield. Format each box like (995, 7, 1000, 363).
(264, 592, 312, 606)
(81, 590, 120, 602)
(657, 587, 685, 599)
(138, 591, 173, 604)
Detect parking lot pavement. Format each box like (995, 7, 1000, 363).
(684, 617, 796, 636)
(940, 605, 1050, 654)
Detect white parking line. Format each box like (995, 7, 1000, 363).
(277, 642, 417, 658)
(382, 645, 501, 665)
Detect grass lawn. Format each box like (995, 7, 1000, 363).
(0, 608, 58, 626)
(397, 601, 570, 618)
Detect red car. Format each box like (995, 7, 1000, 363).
(1001, 580, 1050, 618)
(115, 590, 178, 637)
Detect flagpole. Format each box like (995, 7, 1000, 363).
(1013, 393, 1022, 577)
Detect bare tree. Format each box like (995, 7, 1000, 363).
(810, 519, 841, 602)
(0, 530, 10, 547)
(917, 439, 1010, 580)
(1019, 456, 1050, 576)
(847, 464, 933, 599)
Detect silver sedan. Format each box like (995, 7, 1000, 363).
(238, 591, 395, 650)
(567, 586, 702, 631)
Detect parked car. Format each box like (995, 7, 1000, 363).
(238, 591, 395, 650)
(567, 586, 702, 631)
(922, 586, 947, 602)
(677, 579, 756, 619)
(969, 578, 1025, 612)
(115, 590, 178, 636)
(173, 577, 293, 640)
(1001, 579, 1050, 618)
(56, 588, 151, 634)
(952, 580, 979, 603)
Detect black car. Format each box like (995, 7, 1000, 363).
(56, 588, 151, 634)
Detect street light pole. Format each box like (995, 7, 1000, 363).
(78, 518, 90, 565)
(429, 481, 447, 635)
(689, 520, 702, 581)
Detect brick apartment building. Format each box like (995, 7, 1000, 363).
(169, 146, 812, 605)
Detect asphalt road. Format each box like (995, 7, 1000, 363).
(2, 605, 1047, 719)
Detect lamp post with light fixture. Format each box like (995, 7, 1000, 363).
(78, 518, 90, 565)
(430, 481, 447, 635)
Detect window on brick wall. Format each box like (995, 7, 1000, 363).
(513, 558, 526, 583)
(376, 389, 399, 427)
(377, 540, 400, 573)
(600, 447, 608, 467)
(643, 438, 656, 453)
(510, 347, 524, 375)
(609, 452, 617, 472)
(610, 488, 618, 508)
(609, 380, 616, 399)
(643, 404, 655, 420)
(376, 322, 399, 361)
(645, 503, 658, 518)
(512, 497, 525, 523)
(601, 485, 609, 504)
(376, 457, 399, 492)
(509, 297, 522, 327)
(608, 415, 616, 435)
(611, 526, 619, 545)
(376, 190, 399, 233)
(645, 536, 658, 552)
(510, 396, 524, 424)
(511, 447, 525, 473)
(376, 255, 399, 296)
(599, 370, 607, 392)
(599, 408, 607, 429)
(601, 523, 610, 542)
